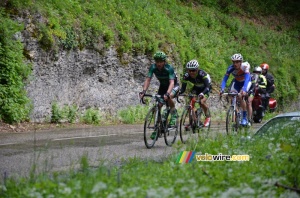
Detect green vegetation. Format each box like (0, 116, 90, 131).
(0, 0, 300, 122)
(49, 102, 150, 125)
(81, 107, 101, 125)
(0, 9, 32, 123)
(118, 104, 149, 124)
(1, 127, 299, 197)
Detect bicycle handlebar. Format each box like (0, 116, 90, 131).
(176, 93, 202, 104)
(221, 92, 241, 97)
(140, 94, 164, 105)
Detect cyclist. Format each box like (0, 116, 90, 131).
(220, 53, 251, 126)
(247, 66, 267, 122)
(139, 51, 180, 139)
(179, 60, 212, 127)
(260, 63, 275, 111)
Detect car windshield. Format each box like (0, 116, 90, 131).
(255, 116, 300, 136)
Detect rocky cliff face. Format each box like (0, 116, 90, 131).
(25, 47, 154, 121)
(17, 13, 165, 121)
(17, 13, 224, 122)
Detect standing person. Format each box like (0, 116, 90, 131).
(139, 51, 180, 138)
(179, 60, 212, 127)
(247, 66, 267, 122)
(220, 53, 251, 126)
(260, 63, 275, 111)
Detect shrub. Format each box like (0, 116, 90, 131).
(50, 102, 63, 123)
(0, 9, 32, 123)
(81, 108, 101, 125)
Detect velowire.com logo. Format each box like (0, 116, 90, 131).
(176, 151, 250, 163)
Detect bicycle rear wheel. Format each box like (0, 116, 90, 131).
(226, 106, 238, 135)
(179, 108, 194, 144)
(196, 108, 210, 136)
(164, 109, 178, 146)
(144, 107, 159, 149)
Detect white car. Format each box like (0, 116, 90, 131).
(255, 111, 300, 136)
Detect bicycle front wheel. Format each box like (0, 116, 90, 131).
(179, 108, 194, 144)
(226, 106, 238, 135)
(164, 110, 178, 146)
(144, 107, 159, 149)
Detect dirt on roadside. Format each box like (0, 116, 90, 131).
(0, 121, 94, 133)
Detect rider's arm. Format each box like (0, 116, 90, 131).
(142, 65, 155, 93)
(221, 66, 233, 91)
(221, 74, 229, 91)
(180, 82, 187, 94)
(166, 65, 175, 95)
(166, 79, 174, 95)
(142, 77, 151, 92)
(242, 73, 251, 92)
(267, 73, 275, 86)
(202, 75, 211, 95)
(179, 73, 189, 94)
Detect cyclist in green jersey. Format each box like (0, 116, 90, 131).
(139, 51, 180, 139)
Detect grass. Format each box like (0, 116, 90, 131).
(1, 126, 299, 197)
(1, 0, 300, 122)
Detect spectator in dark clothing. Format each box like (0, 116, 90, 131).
(260, 63, 275, 111)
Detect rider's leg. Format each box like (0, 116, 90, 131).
(200, 96, 210, 116)
(168, 87, 179, 126)
(200, 96, 211, 127)
(247, 95, 253, 121)
(234, 81, 251, 125)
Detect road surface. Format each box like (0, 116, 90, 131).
(0, 122, 262, 181)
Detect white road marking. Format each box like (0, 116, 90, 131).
(0, 132, 144, 146)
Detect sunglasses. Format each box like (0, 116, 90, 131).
(188, 70, 197, 72)
(232, 61, 242, 64)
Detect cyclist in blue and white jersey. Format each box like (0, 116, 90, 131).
(220, 53, 252, 126)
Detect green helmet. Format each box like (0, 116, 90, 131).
(153, 51, 167, 61)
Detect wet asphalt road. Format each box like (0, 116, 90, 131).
(0, 122, 263, 181)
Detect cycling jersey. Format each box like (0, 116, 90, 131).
(147, 63, 178, 86)
(221, 62, 251, 92)
(180, 70, 211, 95)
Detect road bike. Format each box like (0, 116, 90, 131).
(141, 94, 178, 149)
(221, 92, 245, 135)
(178, 94, 211, 144)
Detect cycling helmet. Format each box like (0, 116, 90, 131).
(253, 66, 262, 74)
(153, 51, 167, 61)
(242, 61, 250, 68)
(186, 60, 199, 69)
(260, 63, 269, 70)
(231, 53, 243, 61)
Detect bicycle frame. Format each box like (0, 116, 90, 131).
(143, 94, 167, 135)
(178, 93, 210, 143)
(141, 93, 177, 148)
(178, 94, 198, 126)
(222, 92, 242, 134)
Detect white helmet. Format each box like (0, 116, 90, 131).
(186, 60, 199, 69)
(253, 66, 262, 73)
(231, 53, 243, 61)
(242, 61, 250, 68)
